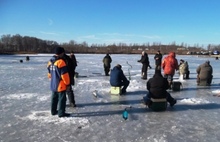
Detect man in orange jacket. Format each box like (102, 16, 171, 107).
(47, 47, 71, 117)
(161, 52, 178, 88)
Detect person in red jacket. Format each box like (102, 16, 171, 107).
(47, 47, 70, 117)
(161, 52, 178, 88)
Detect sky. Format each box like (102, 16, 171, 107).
(1, 0, 220, 47)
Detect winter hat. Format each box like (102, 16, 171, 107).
(116, 64, 122, 69)
(205, 60, 210, 64)
(154, 69, 162, 77)
(55, 47, 65, 55)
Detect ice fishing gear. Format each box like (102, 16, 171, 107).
(122, 106, 132, 120)
(122, 108, 128, 120)
(126, 61, 132, 80)
(92, 90, 98, 97)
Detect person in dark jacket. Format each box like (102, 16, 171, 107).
(110, 64, 130, 94)
(143, 69, 176, 107)
(62, 51, 77, 108)
(70, 51, 77, 71)
(196, 60, 213, 86)
(154, 50, 162, 70)
(138, 51, 150, 80)
(103, 54, 112, 76)
(47, 47, 70, 117)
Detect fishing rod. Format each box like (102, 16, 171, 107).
(126, 61, 132, 80)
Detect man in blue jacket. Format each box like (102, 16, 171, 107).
(110, 64, 130, 94)
(47, 47, 70, 117)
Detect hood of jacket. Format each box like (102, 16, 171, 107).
(168, 52, 176, 58)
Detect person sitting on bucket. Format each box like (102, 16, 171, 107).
(143, 69, 177, 107)
(196, 60, 213, 86)
(110, 64, 130, 94)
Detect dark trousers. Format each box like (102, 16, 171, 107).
(164, 74, 173, 89)
(142, 64, 148, 79)
(120, 80, 130, 93)
(66, 86, 75, 106)
(155, 65, 161, 71)
(51, 91, 67, 117)
(197, 75, 213, 86)
(104, 65, 110, 76)
(185, 71, 190, 79)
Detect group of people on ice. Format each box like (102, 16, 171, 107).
(47, 46, 213, 117)
(104, 50, 213, 110)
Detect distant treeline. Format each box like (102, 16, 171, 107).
(1, 34, 220, 55)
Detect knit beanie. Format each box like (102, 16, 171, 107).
(55, 47, 64, 55)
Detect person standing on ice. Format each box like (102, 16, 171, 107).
(70, 51, 77, 71)
(102, 53, 112, 76)
(143, 69, 177, 107)
(62, 49, 77, 108)
(110, 64, 130, 94)
(161, 52, 178, 88)
(196, 60, 213, 86)
(138, 51, 150, 80)
(47, 46, 70, 117)
(154, 50, 163, 70)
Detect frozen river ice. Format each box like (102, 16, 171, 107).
(0, 54, 220, 142)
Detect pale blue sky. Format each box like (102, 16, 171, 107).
(1, 0, 220, 47)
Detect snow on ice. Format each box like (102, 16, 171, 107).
(0, 54, 220, 142)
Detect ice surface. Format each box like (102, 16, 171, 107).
(0, 54, 220, 142)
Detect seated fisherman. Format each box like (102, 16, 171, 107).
(179, 59, 190, 79)
(196, 60, 213, 86)
(143, 69, 177, 107)
(110, 64, 130, 94)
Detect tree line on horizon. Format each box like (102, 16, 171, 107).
(0, 34, 220, 55)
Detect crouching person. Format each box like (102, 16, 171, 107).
(110, 64, 130, 95)
(143, 69, 176, 110)
(196, 60, 213, 86)
(179, 59, 190, 79)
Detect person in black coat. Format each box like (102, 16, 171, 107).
(143, 69, 176, 107)
(154, 50, 162, 70)
(138, 51, 150, 79)
(70, 51, 77, 71)
(62, 51, 77, 107)
(110, 64, 130, 94)
(103, 54, 112, 76)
